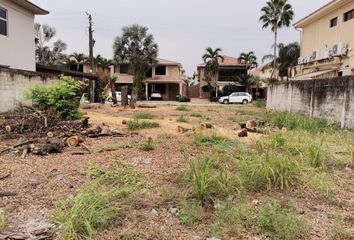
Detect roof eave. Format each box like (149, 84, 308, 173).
(13, 0, 49, 15)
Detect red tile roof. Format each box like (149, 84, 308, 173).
(198, 55, 245, 68)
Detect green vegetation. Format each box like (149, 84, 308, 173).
(134, 112, 157, 120)
(179, 201, 206, 226)
(127, 120, 160, 130)
(257, 200, 309, 240)
(54, 161, 148, 239)
(330, 212, 354, 239)
(25, 75, 83, 120)
(0, 209, 6, 231)
(176, 105, 190, 111)
(177, 114, 189, 123)
(138, 140, 155, 151)
(190, 112, 210, 121)
(254, 99, 266, 108)
(195, 133, 240, 148)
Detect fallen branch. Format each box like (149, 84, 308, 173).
(0, 173, 11, 181)
(0, 192, 17, 197)
(138, 105, 157, 109)
(0, 139, 39, 155)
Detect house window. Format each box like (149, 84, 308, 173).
(344, 9, 354, 22)
(330, 17, 337, 27)
(0, 7, 7, 36)
(119, 64, 129, 74)
(155, 65, 166, 75)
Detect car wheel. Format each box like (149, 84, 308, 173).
(242, 99, 249, 105)
(223, 99, 229, 104)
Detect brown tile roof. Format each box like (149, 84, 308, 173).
(198, 55, 245, 68)
(156, 58, 182, 67)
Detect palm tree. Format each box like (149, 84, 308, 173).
(262, 42, 300, 80)
(35, 23, 67, 66)
(234, 74, 258, 94)
(113, 24, 158, 99)
(71, 52, 87, 71)
(239, 51, 258, 69)
(260, 0, 294, 78)
(96, 57, 117, 104)
(202, 47, 224, 98)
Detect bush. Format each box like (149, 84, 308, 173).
(25, 75, 83, 120)
(134, 112, 156, 120)
(127, 120, 160, 130)
(257, 200, 309, 240)
(177, 114, 189, 123)
(138, 140, 155, 151)
(176, 105, 190, 111)
(179, 200, 206, 226)
(179, 96, 191, 102)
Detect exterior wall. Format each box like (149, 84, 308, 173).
(0, 68, 58, 112)
(296, 1, 354, 77)
(266, 77, 354, 129)
(0, 0, 36, 71)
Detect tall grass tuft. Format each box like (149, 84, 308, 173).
(176, 105, 190, 111)
(0, 208, 6, 231)
(257, 199, 309, 240)
(134, 112, 156, 120)
(177, 114, 189, 123)
(127, 120, 160, 130)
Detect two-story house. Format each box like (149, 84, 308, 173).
(292, 0, 354, 80)
(0, 0, 48, 71)
(197, 55, 248, 98)
(114, 58, 186, 100)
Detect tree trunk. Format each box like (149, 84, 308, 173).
(110, 75, 117, 105)
(121, 86, 128, 108)
(215, 71, 219, 98)
(273, 28, 278, 80)
(130, 87, 138, 109)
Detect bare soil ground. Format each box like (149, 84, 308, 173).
(0, 104, 353, 240)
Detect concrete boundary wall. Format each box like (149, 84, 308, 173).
(0, 67, 58, 112)
(266, 77, 354, 129)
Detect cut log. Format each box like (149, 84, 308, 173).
(32, 142, 65, 155)
(178, 126, 194, 133)
(201, 122, 213, 129)
(0, 139, 39, 155)
(47, 132, 55, 138)
(239, 123, 247, 129)
(246, 120, 257, 129)
(247, 127, 268, 134)
(238, 129, 248, 137)
(0, 192, 17, 197)
(66, 136, 79, 147)
(138, 105, 157, 109)
(100, 126, 111, 135)
(122, 120, 128, 125)
(21, 147, 29, 159)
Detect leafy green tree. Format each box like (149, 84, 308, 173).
(260, 0, 294, 78)
(202, 47, 224, 98)
(113, 24, 158, 98)
(71, 52, 87, 71)
(262, 42, 300, 80)
(239, 51, 258, 69)
(35, 23, 67, 66)
(234, 74, 258, 93)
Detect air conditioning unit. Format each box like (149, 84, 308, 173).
(298, 57, 303, 65)
(309, 51, 317, 62)
(333, 43, 348, 56)
(303, 56, 310, 64)
(323, 49, 330, 59)
(316, 50, 324, 61)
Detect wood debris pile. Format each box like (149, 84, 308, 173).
(0, 106, 131, 158)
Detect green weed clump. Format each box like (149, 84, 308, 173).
(179, 200, 206, 226)
(134, 112, 156, 120)
(257, 200, 309, 240)
(195, 133, 240, 148)
(54, 161, 148, 239)
(25, 75, 82, 120)
(177, 114, 189, 123)
(212, 201, 254, 238)
(265, 111, 336, 133)
(330, 212, 354, 240)
(138, 140, 155, 151)
(176, 105, 190, 111)
(0, 209, 6, 231)
(127, 120, 160, 130)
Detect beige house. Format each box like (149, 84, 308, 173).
(0, 0, 48, 71)
(197, 55, 248, 98)
(292, 0, 354, 80)
(114, 58, 186, 100)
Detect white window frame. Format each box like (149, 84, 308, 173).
(0, 7, 8, 37)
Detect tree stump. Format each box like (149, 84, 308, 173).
(66, 136, 79, 147)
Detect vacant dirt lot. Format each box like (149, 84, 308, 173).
(0, 104, 353, 240)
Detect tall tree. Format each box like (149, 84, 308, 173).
(202, 47, 224, 98)
(239, 51, 258, 69)
(113, 24, 158, 99)
(262, 42, 300, 80)
(34, 23, 67, 66)
(96, 57, 117, 104)
(260, 0, 294, 78)
(71, 52, 87, 71)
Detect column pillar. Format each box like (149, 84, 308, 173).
(145, 83, 148, 100)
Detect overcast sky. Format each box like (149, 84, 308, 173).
(32, 0, 330, 75)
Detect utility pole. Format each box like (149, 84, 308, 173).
(86, 12, 95, 103)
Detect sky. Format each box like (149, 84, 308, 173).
(32, 0, 330, 75)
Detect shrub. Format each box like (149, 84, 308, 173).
(257, 200, 309, 240)
(190, 112, 203, 118)
(177, 114, 189, 123)
(25, 75, 83, 120)
(134, 112, 156, 120)
(179, 96, 191, 102)
(176, 105, 190, 111)
(254, 99, 266, 108)
(330, 212, 354, 240)
(138, 140, 155, 151)
(127, 120, 160, 130)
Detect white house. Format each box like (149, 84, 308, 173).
(0, 0, 48, 71)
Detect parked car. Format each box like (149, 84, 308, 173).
(107, 91, 131, 102)
(219, 92, 252, 104)
(150, 91, 163, 100)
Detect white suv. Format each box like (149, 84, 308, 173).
(219, 92, 252, 104)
